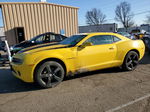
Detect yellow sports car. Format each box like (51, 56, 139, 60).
(11, 32, 145, 88)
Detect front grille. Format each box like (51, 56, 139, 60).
(12, 58, 22, 64)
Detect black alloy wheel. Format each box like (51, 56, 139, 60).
(35, 61, 65, 88)
(122, 51, 139, 71)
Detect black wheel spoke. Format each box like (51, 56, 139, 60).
(54, 67, 61, 74)
(127, 60, 132, 66)
(130, 63, 134, 69)
(133, 60, 138, 64)
(128, 56, 132, 60)
(133, 54, 137, 59)
(47, 77, 52, 86)
(40, 73, 49, 78)
(53, 74, 61, 81)
(46, 65, 52, 73)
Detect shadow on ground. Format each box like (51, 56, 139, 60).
(0, 52, 149, 94)
(0, 68, 42, 94)
(0, 67, 123, 94)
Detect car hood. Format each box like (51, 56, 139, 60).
(18, 43, 70, 54)
(13, 41, 29, 48)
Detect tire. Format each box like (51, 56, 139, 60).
(122, 51, 139, 71)
(35, 61, 65, 88)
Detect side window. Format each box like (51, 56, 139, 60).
(113, 36, 121, 42)
(85, 35, 113, 45)
(35, 34, 45, 43)
(44, 34, 51, 43)
(55, 35, 61, 41)
(49, 34, 57, 42)
(49, 34, 64, 42)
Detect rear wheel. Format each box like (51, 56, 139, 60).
(122, 51, 139, 71)
(35, 61, 65, 88)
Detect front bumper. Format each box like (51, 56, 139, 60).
(10, 63, 35, 82)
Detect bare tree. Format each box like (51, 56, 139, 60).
(86, 8, 106, 25)
(115, 1, 134, 29)
(145, 13, 150, 24)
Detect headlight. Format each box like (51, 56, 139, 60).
(12, 57, 23, 64)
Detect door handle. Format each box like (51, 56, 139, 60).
(109, 47, 115, 50)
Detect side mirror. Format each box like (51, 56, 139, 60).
(79, 42, 93, 48)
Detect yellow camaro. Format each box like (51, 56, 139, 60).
(11, 32, 145, 88)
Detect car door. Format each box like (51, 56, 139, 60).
(76, 35, 117, 71)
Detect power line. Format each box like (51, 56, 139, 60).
(132, 10, 150, 16)
(106, 10, 150, 21)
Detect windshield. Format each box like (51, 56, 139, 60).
(60, 35, 87, 46)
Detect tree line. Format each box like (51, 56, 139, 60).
(86, 1, 150, 29)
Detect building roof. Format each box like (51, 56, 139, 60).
(0, 2, 79, 9)
(79, 23, 117, 27)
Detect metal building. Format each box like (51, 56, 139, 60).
(0, 2, 78, 45)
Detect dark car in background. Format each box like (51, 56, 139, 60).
(142, 34, 150, 53)
(0, 41, 6, 52)
(10, 32, 67, 55)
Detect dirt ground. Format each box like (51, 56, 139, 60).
(0, 52, 150, 112)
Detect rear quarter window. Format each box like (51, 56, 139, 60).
(113, 36, 121, 42)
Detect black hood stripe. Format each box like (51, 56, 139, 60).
(34, 46, 71, 53)
(18, 43, 59, 53)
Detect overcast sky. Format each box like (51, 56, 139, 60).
(0, 0, 150, 27)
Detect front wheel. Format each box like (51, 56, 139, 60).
(122, 51, 139, 71)
(35, 61, 65, 88)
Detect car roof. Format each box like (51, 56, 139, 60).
(77, 32, 119, 35)
(76, 32, 130, 40)
(41, 32, 67, 37)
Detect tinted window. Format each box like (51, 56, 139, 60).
(47, 34, 64, 42)
(60, 35, 87, 46)
(35, 34, 52, 43)
(55, 35, 61, 41)
(113, 36, 121, 42)
(85, 35, 113, 45)
(34, 34, 45, 43)
(32, 33, 62, 43)
(49, 34, 56, 42)
(44, 34, 51, 42)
